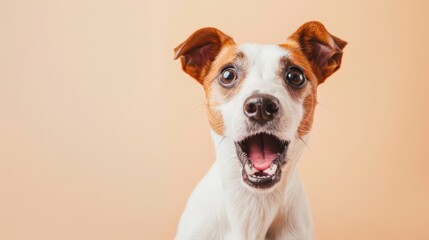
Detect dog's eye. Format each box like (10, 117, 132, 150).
(285, 67, 306, 88)
(219, 67, 238, 87)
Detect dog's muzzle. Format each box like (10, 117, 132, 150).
(234, 93, 289, 189)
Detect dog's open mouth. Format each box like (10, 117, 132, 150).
(235, 133, 289, 189)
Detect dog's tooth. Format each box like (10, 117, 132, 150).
(272, 164, 278, 172)
(248, 175, 257, 182)
(244, 162, 252, 173)
(264, 163, 277, 175)
(244, 162, 257, 175)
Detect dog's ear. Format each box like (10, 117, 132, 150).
(288, 21, 347, 84)
(174, 27, 234, 84)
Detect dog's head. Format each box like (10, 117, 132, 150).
(174, 22, 346, 190)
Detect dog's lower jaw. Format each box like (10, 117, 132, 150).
(175, 131, 313, 240)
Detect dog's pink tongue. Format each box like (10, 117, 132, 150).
(247, 134, 278, 171)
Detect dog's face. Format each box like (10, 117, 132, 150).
(174, 22, 346, 190)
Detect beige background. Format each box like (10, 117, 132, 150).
(1, 0, 429, 239)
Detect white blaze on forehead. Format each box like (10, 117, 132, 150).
(219, 43, 304, 142)
(239, 43, 289, 80)
(237, 44, 289, 96)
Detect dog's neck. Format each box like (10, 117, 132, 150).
(211, 131, 311, 239)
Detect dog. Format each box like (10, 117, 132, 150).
(173, 21, 346, 240)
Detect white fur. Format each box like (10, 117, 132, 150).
(175, 44, 313, 240)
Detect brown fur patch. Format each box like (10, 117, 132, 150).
(287, 21, 347, 84)
(203, 45, 247, 135)
(279, 44, 318, 137)
(174, 28, 245, 136)
(279, 22, 346, 137)
(174, 28, 235, 83)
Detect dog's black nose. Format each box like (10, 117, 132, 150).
(243, 94, 279, 125)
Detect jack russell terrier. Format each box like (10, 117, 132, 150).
(173, 21, 346, 240)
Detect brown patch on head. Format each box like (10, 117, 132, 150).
(174, 27, 235, 83)
(174, 28, 247, 136)
(203, 46, 248, 135)
(279, 44, 318, 137)
(287, 21, 347, 84)
(280, 21, 347, 136)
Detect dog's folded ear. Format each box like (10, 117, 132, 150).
(288, 21, 347, 84)
(174, 27, 234, 84)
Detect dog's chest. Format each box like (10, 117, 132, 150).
(220, 189, 284, 240)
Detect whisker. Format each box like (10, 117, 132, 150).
(215, 136, 226, 151)
(299, 136, 313, 154)
(186, 103, 206, 115)
(317, 102, 334, 114)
